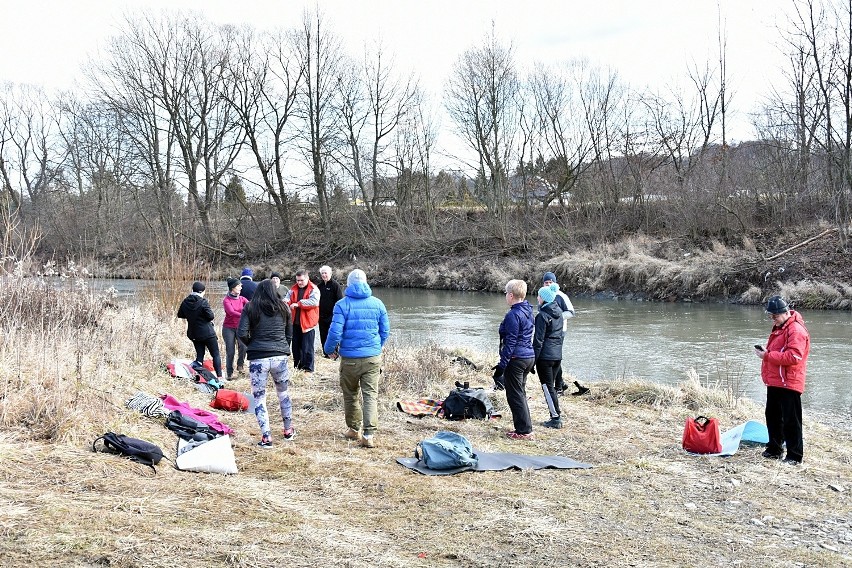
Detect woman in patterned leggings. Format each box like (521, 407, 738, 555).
(237, 280, 295, 447)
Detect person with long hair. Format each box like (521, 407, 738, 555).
(238, 279, 295, 448)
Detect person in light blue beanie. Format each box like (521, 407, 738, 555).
(542, 271, 576, 394)
(533, 285, 564, 428)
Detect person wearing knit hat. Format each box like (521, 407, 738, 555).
(177, 280, 223, 380)
(542, 271, 576, 395)
(323, 269, 390, 448)
(222, 277, 249, 378)
(533, 285, 565, 429)
(239, 267, 258, 301)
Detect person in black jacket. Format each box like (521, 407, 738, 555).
(238, 279, 295, 447)
(177, 281, 223, 380)
(533, 285, 564, 429)
(316, 265, 344, 351)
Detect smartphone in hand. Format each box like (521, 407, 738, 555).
(754, 344, 764, 351)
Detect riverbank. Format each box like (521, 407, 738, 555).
(79, 225, 852, 310)
(0, 295, 850, 566)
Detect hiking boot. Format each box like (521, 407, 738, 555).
(344, 428, 361, 441)
(361, 434, 376, 448)
(572, 381, 590, 396)
(257, 435, 272, 448)
(762, 449, 783, 460)
(543, 417, 563, 429)
(282, 427, 296, 441)
(506, 431, 534, 441)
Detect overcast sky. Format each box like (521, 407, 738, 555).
(0, 0, 793, 145)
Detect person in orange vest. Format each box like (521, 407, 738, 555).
(285, 269, 320, 373)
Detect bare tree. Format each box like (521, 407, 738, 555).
(226, 26, 303, 240)
(294, 10, 344, 232)
(445, 26, 520, 231)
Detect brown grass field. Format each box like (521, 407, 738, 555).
(1, 281, 851, 567)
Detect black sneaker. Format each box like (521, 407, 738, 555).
(257, 435, 272, 448)
(282, 427, 296, 441)
(543, 417, 563, 429)
(762, 449, 782, 460)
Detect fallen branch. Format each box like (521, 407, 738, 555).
(763, 228, 838, 262)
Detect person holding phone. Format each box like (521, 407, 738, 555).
(754, 295, 810, 465)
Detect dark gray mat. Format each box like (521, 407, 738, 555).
(397, 451, 592, 475)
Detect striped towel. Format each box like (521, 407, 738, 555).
(396, 398, 444, 418)
(125, 391, 169, 418)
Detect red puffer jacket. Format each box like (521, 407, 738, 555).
(760, 310, 810, 394)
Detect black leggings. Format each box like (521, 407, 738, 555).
(536, 359, 562, 419)
(192, 336, 222, 378)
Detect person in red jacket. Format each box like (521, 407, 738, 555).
(754, 295, 810, 465)
(286, 269, 320, 373)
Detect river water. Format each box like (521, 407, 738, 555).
(98, 279, 851, 424)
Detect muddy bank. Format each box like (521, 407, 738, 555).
(85, 227, 852, 309)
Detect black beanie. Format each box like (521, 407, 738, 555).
(226, 277, 240, 291)
(192, 281, 205, 293)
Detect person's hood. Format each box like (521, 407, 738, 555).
(182, 294, 205, 310)
(511, 300, 533, 319)
(539, 301, 562, 318)
(345, 280, 372, 299)
(785, 310, 805, 327)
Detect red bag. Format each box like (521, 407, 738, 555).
(210, 389, 249, 412)
(682, 416, 722, 454)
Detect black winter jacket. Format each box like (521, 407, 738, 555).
(237, 304, 293, 360)
(317, 278, 344, 320)
(177, 293, 216, 341)
(533, 301, 564, 361)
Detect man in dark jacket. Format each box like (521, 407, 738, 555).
(177, 281, 223, 380)
(239, 267, 258, 300)
(493, 279, 536, 440)
(316, 265, 344, 351)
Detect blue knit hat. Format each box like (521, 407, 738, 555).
(542, 272, 557, 284)
(538, 285, 556, 304)
(241, 267, 253, 277)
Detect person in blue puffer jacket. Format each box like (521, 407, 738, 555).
(493, 278, 536, 440)
(323, 269, 390, 449)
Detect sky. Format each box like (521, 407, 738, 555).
(0, 0, 794, 145)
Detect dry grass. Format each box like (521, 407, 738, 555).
(0, 288, 850, 567)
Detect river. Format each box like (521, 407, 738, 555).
(98, 279, 851, 424)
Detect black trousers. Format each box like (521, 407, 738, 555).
(504, 357, 535, 435)
(536, 359, 562, 419)
(192, 336, 222, 378)
(319, 316, 333, 350)
(292, 326, 316, 372)
(765, 386, 803, 462)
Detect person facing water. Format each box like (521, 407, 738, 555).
(237, 279, 295, 448)
(323, 269, 390, 449)
(177, 281, 223, 380)
(493, 278, 536, 441)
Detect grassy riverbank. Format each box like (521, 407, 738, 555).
(77, 226, 852, 310)
(0, 280, 850, 567)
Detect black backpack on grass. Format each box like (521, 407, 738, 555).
(442, 383, 493, 420)
(92, 432, 164, 471)
(164, 410, 220, 442)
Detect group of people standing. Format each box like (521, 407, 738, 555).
(492, 272, 575, 440)
(178, 266, 389, 449)
(493, 272, 812, 466)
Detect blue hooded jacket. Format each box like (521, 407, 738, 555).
(498, 300, 535, 368)
(323, 281, 390, 358)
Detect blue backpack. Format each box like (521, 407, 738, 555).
(415, 431, 478, 470)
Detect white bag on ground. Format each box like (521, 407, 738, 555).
(176, 435, 238, 474)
